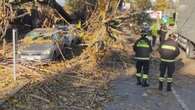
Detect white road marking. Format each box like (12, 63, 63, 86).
(172, 87, 190, 110)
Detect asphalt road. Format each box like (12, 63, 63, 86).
(104, 52, 195, 110)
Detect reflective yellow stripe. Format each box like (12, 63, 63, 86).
(137, 44, 149, 48)
(161, 45, 176, 51)
(143, 74, 148, 79)
(161, 58, 176, 62)
(137, 40, 149, 48)
(136, 73, 142, 77)
(167, 78, 173, 82)
(134, 57, 150, 60)
(159, 77, 165, 82)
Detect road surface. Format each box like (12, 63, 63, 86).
(104, 52, 195, 110)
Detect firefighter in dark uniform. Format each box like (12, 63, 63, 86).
(133, 33, 153, 87)
(158, 34, 180, 91)
(159, 23, 168, 44)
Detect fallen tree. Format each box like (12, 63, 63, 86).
(0, 1, 143, 109)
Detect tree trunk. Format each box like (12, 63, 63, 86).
(50, 0, 72, 23)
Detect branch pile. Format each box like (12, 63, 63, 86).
(0, 1, 15, 41)
(0, 1, 140, 109)
(69, 0, 137, 66)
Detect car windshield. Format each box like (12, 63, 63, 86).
(27, 31, 50, 40)
(22, 31, 52, 45)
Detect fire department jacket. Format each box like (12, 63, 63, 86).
(133, 36, 152, 60)
(159, 38, 180, 62)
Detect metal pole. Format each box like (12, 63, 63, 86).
(13, 29, 17, 81)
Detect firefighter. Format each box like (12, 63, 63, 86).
(142, 22, 150, 33)
(133, 33, 153, 87)
(159, 23, 168, 44)
(158, 34, 180, 91)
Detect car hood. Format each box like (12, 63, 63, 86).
(20, 43, 53, 54)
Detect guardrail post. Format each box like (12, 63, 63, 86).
(12, 28, 17, 81)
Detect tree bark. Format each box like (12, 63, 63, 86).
(51, 0, 72, 23)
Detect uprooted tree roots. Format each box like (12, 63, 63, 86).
(0, 1, 140, 110)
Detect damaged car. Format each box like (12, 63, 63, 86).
(17, 28, 79, 62)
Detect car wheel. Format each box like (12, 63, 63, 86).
(186, 41, 195, 58)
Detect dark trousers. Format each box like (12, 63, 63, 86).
(160, 61, 175, 81)
(136, 60, 149, 75)
(152, 36, 156, 46)
(159, 31, 167, 44)
(160, 35, 165, 44)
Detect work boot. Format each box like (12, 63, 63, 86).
(142, 79, 149, 87)
(167, 83, 172, 92)
(136, 77, 142, 85)
(158, 81, 163, 91)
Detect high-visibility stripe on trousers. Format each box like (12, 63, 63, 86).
(159, 77, 165, 82)
(136, 73, 142, 77)
(167, 78, 173, 83)
(159, 61, 175, 83)
(136, 73, 148, 79)
(159, 77, 173, 82)
(143, 74, 148, 79)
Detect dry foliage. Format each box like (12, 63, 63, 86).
(0, 1, 15, 40)
(154, 0, 170, 11)
(134, 0, 151, 10)
(0, 1, 140, 109)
